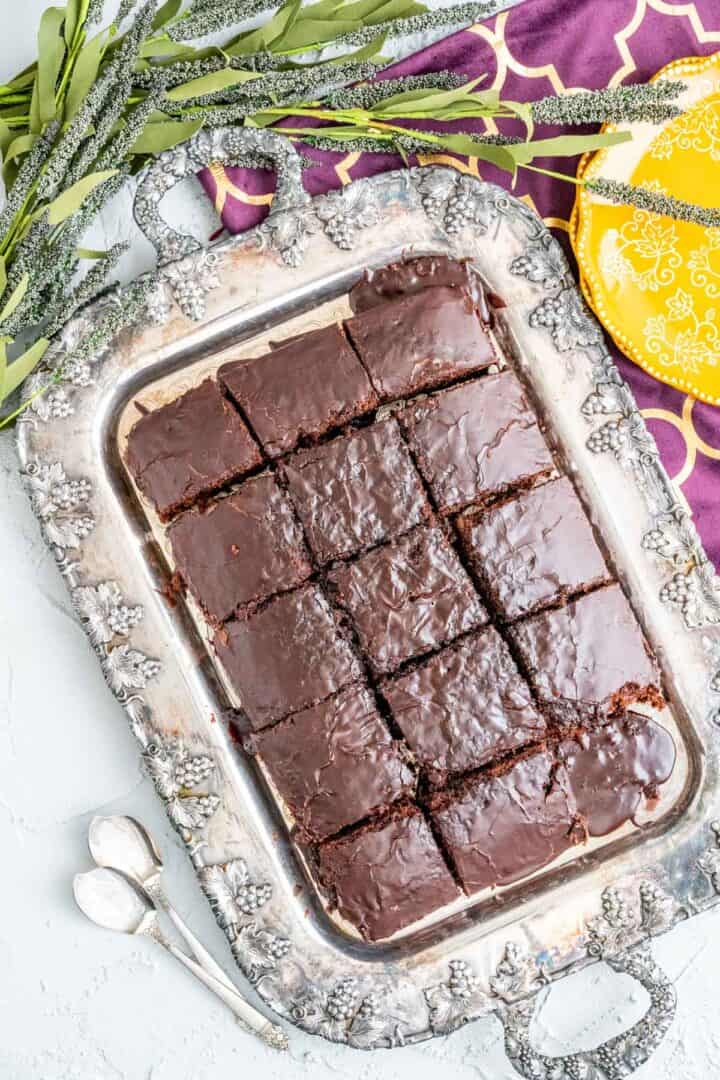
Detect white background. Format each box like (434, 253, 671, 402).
(2, 3, 720, 1076)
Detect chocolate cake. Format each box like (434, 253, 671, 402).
(168, 473, 312, 624)
(213, 585, 362, 729)
(383, 628, 546, 786)
(511, 583, 662, 722)
(327, 527, 487, 675)
(125, 378, 261, 520)
(318, 807, 460, 941)
(124, 255, 676, 943)
(429, 749, 578, 892)
(349, 254, 488, 314)
(399, 372, 555, 513)
(345, 286, 496, 400)
(249, 684, 414, 841)
(219, 324, 377, 458)
(558, 713, 676, 836)
(282, 419, 430, 564)
(457, 476, 611, 620)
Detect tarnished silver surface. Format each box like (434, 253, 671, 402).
(15, 128, 720, 1072)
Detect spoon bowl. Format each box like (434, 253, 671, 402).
(73, 866, 154, 935)
(88, 815, 163, 886)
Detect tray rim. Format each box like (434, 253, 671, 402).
(15, 149, 720, 1064)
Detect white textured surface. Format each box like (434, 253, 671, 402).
(2, 6, 719, 1077)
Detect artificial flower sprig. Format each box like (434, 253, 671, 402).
(0, 0, 703, 423)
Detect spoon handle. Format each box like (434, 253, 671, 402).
(146, 879, 238, 997)
(161, 935, 288, 1051)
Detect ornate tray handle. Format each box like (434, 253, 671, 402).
(133, 126, 310, 267)
(499, 942, 676, 1079)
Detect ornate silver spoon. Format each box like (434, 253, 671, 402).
(88, 815, 233, 995)
(73, 867, 288, 1050)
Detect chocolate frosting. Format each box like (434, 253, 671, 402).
(327, 527, 487, 675)
(345, 286, 496, 401)
(318, 809, 459, 941)
(130, 257, 679, 940)
(349, 255, 490, 319)
(125, 378, 261, 519)
(431, 749, 577, 892)
(168, 474, 312, 624)
(559, 714, 676, 835)
(282, 418, 430, 564)
(252, 684, 414, 841)
(214, 585, 362, 729)
(459, 476, 610, 620)
(384, 628, 546, 785)
(512, 584, 661, 717)
(400, 372, 555, 512)
(219, 324, 377, 458)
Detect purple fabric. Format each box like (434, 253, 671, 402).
(198, 0, 720, 568)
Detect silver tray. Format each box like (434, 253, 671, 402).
(16, 128, 720, 1074)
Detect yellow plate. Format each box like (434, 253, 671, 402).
(573, 52, 720, 405)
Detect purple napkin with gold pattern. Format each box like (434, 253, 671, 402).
(198, 0, 720, 567)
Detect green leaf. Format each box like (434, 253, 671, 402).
(510, 129, 632, 164)
(363, 0, 426, 23)
(244, 111, 278, 129)
(3, 133, 37, 162)
(76, 246, 109, 258)
(376, 76, 487, 115)
(226, 0, 302, 56)
(292, 0, 351, 17)
(152, 0, 183, 30)
(1, 337, 50, 401)
(0, 119, 13, 157)
(426, 132, 518, 174)
(129, 118, 203, 154)
(297, 0, 422, 22)
(275, 17, 362, 52)
(37, 6, 66, 126)
(0, 257, 6, 298)
(46, 169, 118, 224)
(166, 68, 261, 102)
(139, 38, 198, 59)
(2, 134, 37, 177)
(29, 74, 42, 134)
(7, 69, 38, 92)
(65, 30, 106, 120)
(64, 0, 84, 46)
(329, 29, 388, 64)
(500, 98, 534, 138)
(0, 273, 30, 325)
(274, 123, 389, 139)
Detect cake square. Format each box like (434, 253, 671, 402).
(430, 749, 577, 893)
(399, 372, 554, 513)
(250, 684, 414, 841)
(125, 378, 262, 520)
(214, 585, 362, 729)
(511, 583, 662, 722)
(558, 713, 676, 837)
(457, 476, 610, 620)
(167, 474, 312, 625)
(327, 527, 487, 676)
(282, 418, 430, 564)
(349, 255, 486, 314)
(218, 324, 378, 458)
(318, 809, 460, 940)
(345, 286, 496, 400)
(383, 628, 546, 786)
